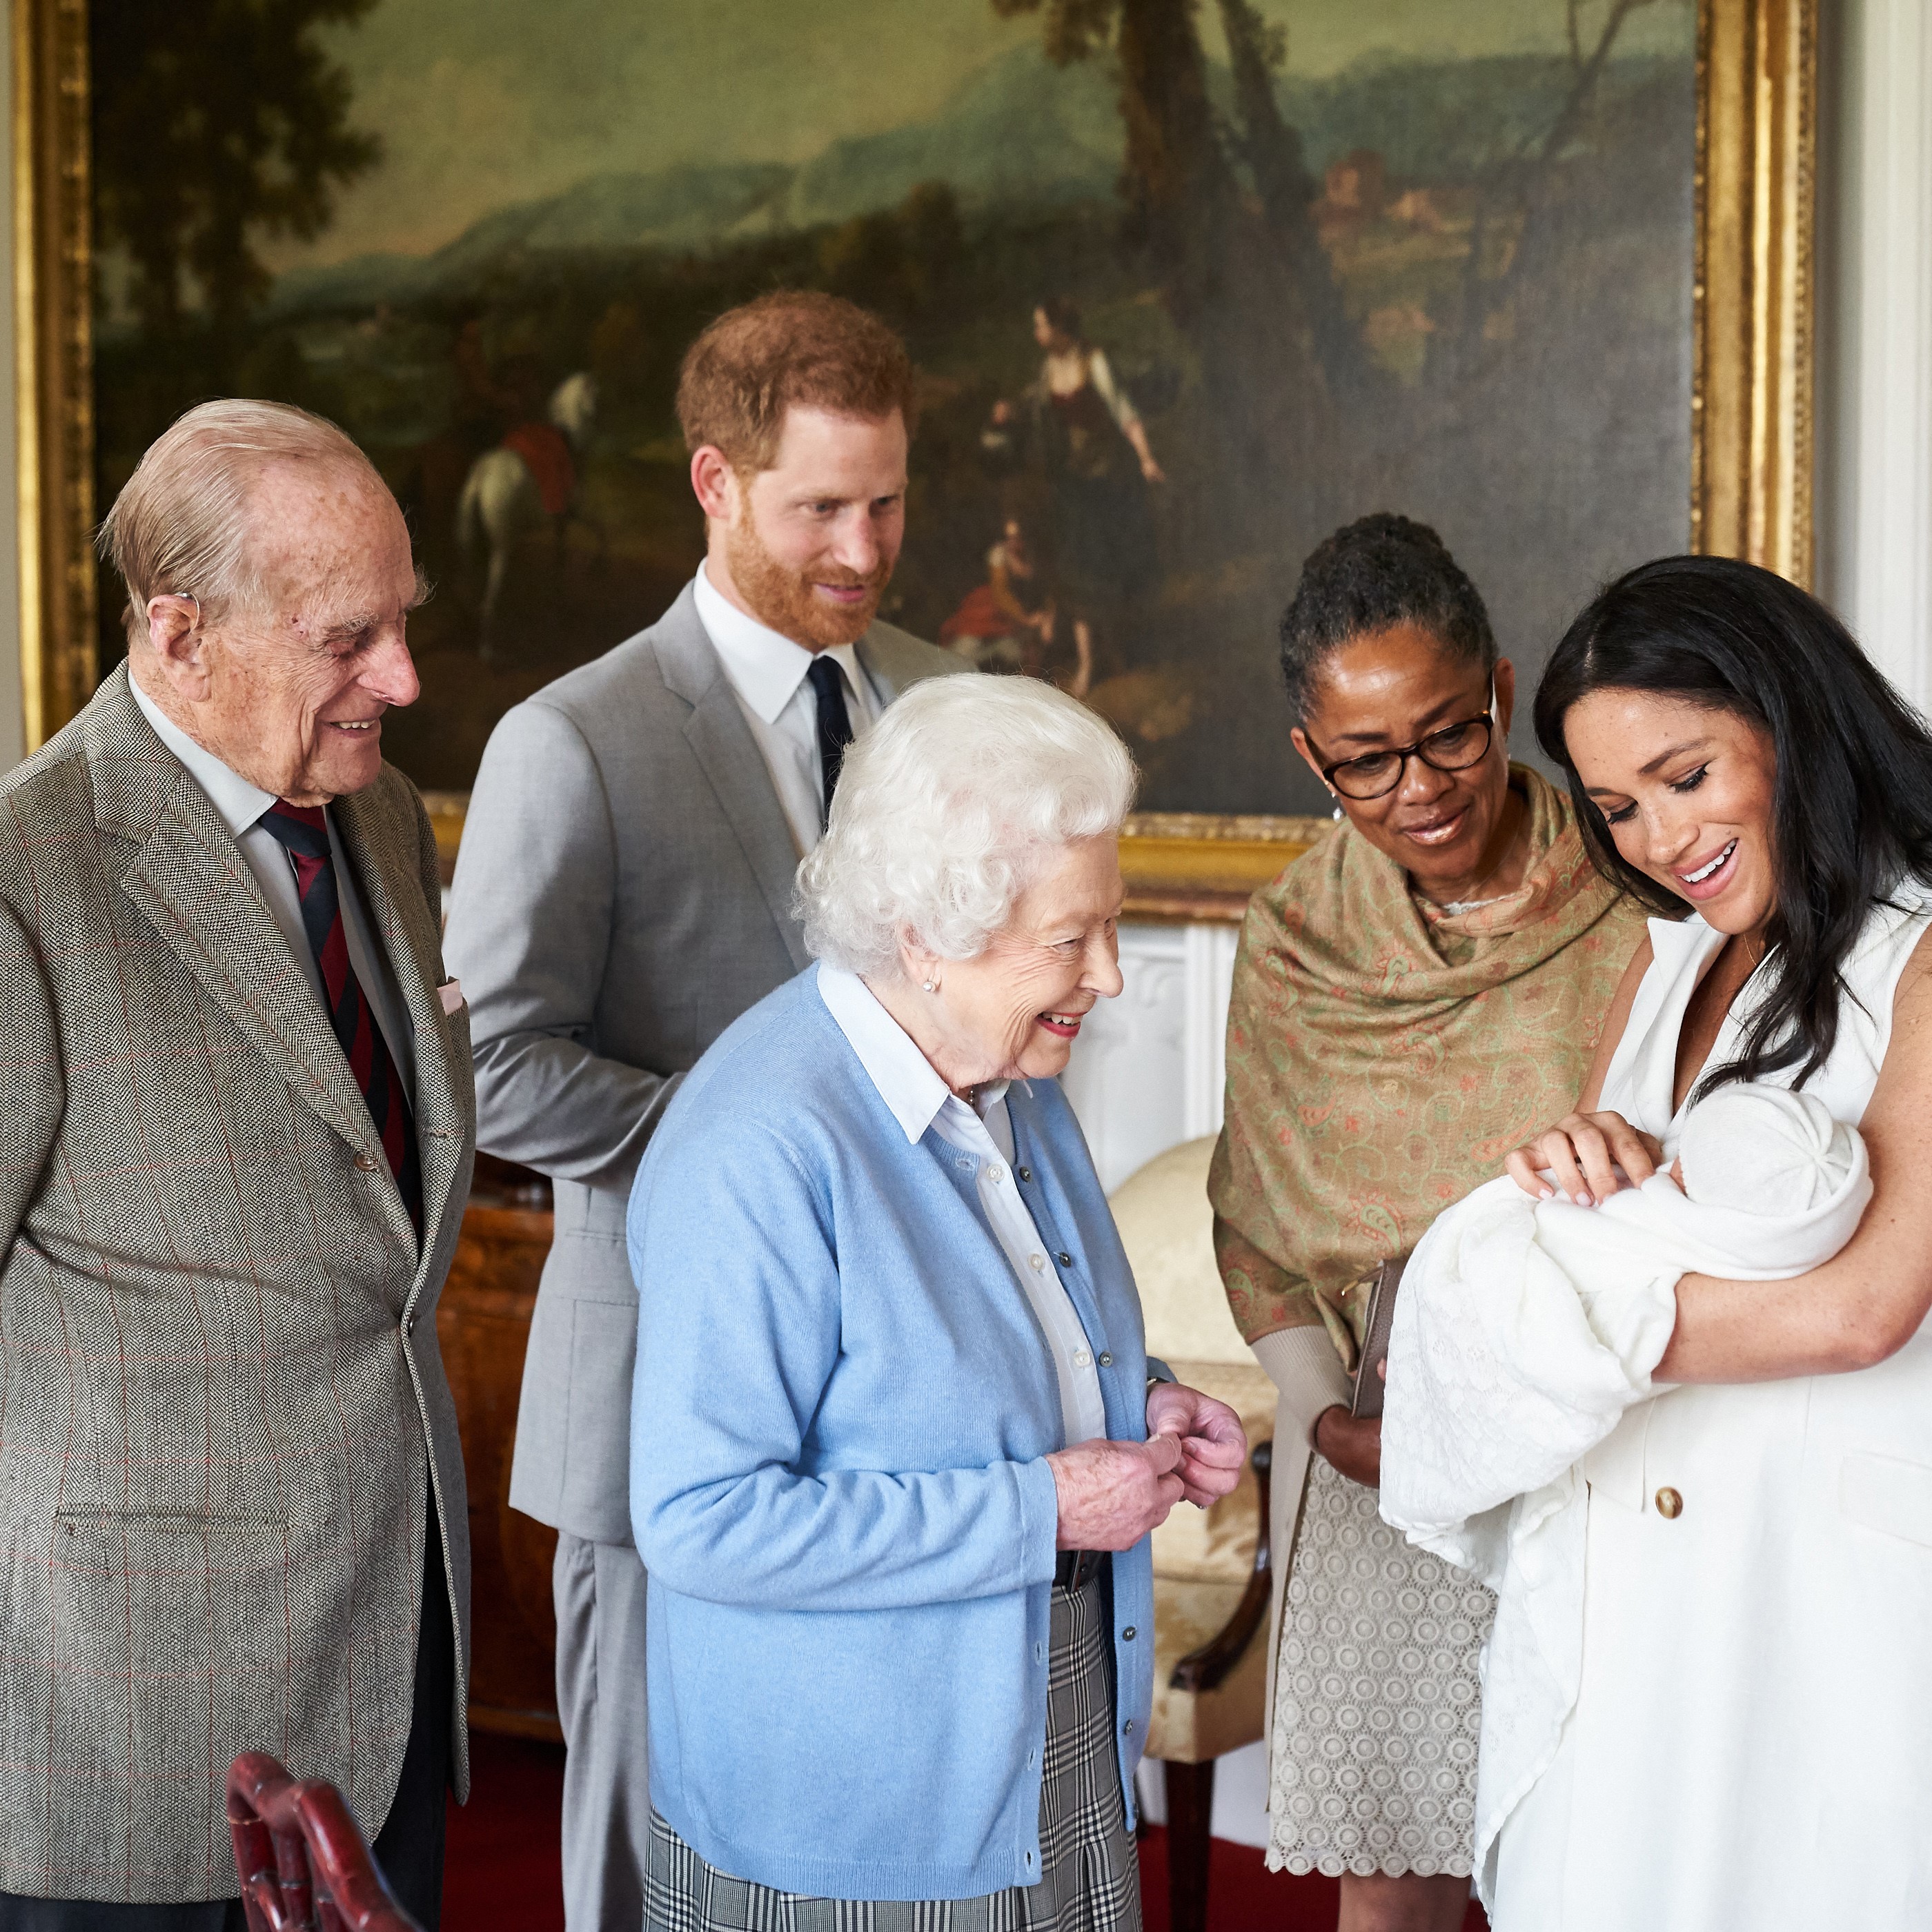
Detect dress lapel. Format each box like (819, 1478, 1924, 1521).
(655, 584, 811, 971)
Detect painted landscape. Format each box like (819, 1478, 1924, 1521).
(90, 0, 1698, 814)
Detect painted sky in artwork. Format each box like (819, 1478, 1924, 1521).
(280, 0, 1695, 268)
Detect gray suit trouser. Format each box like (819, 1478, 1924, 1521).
(554, 1532, 651, 1932)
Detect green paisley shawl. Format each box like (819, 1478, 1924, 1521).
(1210, 765, 1650, 1365)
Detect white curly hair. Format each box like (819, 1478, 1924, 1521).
(796, 673, 1137, 978)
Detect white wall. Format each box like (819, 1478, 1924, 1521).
(1816, 0, 1932, 708)
(1058, 923, 1240, 1192)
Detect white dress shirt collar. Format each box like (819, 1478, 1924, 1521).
(816, 964, 1017, 1145)
(693, 560, 869, 722)
(127, 671, 415, 1095)
(817, 963, 1101, 1448)
(129, 674, 277, 836)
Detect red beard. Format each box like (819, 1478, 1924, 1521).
(724, 515, 889, 648)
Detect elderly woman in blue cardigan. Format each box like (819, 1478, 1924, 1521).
(627, 673, 1246, 1931)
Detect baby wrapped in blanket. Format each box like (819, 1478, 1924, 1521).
(1377, 1084, 1871, 1863)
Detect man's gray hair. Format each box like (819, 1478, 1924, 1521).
(796, 674, 1136, 978)
(97, 398, 382, 647)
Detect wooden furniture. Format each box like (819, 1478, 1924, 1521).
(1110, 1137, 1280, 1932)
(437, 1156, 563, 1738)
(228, 1751, 421, 1932)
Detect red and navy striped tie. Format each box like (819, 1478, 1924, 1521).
(260, 800, 423, 1240)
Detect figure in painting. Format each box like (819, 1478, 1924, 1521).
(457, 357, 601, 658)
(986, 299, 1165, 698)
(938, 515, 1061, 680)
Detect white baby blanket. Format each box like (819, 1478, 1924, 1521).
(1377, 1084, 1870, 1871)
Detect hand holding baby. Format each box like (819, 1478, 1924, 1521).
(1504, 1108, 1666, 1206)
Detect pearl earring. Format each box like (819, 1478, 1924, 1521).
(922, 979, 937, 993)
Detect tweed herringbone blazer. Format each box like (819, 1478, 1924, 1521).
(0, 667, 475, 1904)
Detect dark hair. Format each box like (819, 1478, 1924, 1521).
(1278, 513, 1495, 718)
(1035, 296, 1085, 344)
(1535, 553, 1932, 1099)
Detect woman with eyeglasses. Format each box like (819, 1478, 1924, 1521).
(1208, 514, 1648, 1932)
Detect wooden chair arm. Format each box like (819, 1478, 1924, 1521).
(1170, 1438, 1273, 1695)
(228, 1751, 423, 1932)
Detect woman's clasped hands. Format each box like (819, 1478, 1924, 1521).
(1504, 1109, 1667, 1207)
(1046, 1383, 1245, 1551)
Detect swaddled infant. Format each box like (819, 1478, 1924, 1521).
(1377, 1084, 1874, 1895)
(1379, 1082, 1873, 1555)
(1572, 1082, 1869, 1283)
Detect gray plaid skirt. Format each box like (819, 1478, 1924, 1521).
(642, 1575, 1141, 1932)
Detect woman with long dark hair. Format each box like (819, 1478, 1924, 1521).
(1470, 554, 1932, 1928)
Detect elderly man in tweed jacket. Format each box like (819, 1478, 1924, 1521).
(0, 402, 475, 1931)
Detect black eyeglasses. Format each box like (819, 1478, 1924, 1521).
(1314, 701, 1498, 801)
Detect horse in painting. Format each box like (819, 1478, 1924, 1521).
(457, 371, 600, 658)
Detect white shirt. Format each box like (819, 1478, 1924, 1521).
(129, 676, 415, 1098)
(692, 562, 881, 856)
(816, 964, 1108, 1449)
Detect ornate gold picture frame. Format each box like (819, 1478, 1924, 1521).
(14, 0, 1814, 921)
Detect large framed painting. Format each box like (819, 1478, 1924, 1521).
(17, 0, 1813, 916)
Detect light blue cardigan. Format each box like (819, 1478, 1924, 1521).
(627, 966, 1159, 1901)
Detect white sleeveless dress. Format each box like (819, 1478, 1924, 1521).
(1490, 896, 1932, 1930)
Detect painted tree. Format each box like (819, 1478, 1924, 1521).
(92, 0, 381, 337)
(1212, 0, 1368, 402)
(992, 0, 1336, 540)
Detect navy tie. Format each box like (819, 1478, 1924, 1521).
(806, 656, 854, 824)
(259, 801, 424, 1241)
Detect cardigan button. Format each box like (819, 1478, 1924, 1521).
(1018, 1166, 1033, 1182)
(1098, 1352, 1113, 1368)
(1056, 1252, 1072, 1267)
(1123, 1719, 1134, 1735)
(1123, 1626, 1136, 1641)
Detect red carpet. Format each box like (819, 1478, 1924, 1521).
(1136, 1827, 1489, 1931)
(446, 1733, 1489, 1931)
(444, 1731, 566, 1929)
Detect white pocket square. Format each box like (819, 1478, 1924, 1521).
(438, 979, 465, 1016)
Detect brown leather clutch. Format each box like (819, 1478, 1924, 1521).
(1350, 1256, 1408, 1421)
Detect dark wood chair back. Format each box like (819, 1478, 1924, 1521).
(227, 1751, 423, 1932)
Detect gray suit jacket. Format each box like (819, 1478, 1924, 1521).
(444, 583, 965, 1542)
(0, 667, 476, 1902)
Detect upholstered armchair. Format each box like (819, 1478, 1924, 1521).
(1110, 1137, 1277, 1932)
